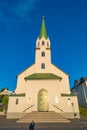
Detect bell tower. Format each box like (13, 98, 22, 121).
(35, 17, 51, 73)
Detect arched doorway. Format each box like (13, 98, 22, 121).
(38, 89, 49, 111)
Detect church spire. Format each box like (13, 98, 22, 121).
(39, 16, 48, 39)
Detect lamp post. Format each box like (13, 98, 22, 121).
(71, 102, 75, 118)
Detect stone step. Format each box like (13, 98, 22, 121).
(17, 111, 70, 123)
(18, 120, 69, 123)
(18, 117, 67, 120)
(22, 114, 63, 118)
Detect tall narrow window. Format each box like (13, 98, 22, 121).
(47, 42, 49, 47)
(16, 98, 19, 105)
(41, 63, 45, 69)
(42, 41, 45, 46)
(38, 42, 40, 47)
(41, 52, 45, 57)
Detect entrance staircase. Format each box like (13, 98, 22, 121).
(17, 111, 70, 123)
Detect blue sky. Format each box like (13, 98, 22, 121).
(0, 0, 87, 91)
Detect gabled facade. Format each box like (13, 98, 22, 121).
(7, 17, 79, 119)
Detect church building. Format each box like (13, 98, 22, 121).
(7, 17, 79, 119)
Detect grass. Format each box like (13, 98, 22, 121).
(79, 106, 87, 116)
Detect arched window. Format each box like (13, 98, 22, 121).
(47, 42, 49, 47)
(38, 42, 40, 47)
(41, 63, 45, 69)
(42, 41, 45, 46)
(41, 52, 45, 57)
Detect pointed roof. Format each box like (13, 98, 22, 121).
(39, 16, 48, 39)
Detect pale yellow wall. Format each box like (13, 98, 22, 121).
(15, 63, 70, 95)
(25, 79, 61, 111)
(15, 64, 35, 94)
(7, 96, 35, 113)
(53, 96, 79, 113)
(25, 79, 79, 114)
(8, 97, 27, 112)
(52, 96, 80, 118)
(15, 62, 70, 95)
(8, 79, 79, 115)
(35, 37, 51, 72)
(48, 64, 70, 94)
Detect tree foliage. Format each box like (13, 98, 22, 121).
(79, 106, 87, 116)
(0, 95, 9, 105)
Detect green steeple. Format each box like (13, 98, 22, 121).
(39, 16, 48, 39)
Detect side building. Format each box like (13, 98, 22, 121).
(72, 77, 87, 108)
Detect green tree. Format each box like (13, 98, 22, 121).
(1, 95, 9, 105)
(0, 95, 4, 103)
(0, 95, 9, 112)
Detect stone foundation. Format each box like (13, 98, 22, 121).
(7, 112, 26, 119)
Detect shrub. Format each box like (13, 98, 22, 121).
(79, 106, 87, 116)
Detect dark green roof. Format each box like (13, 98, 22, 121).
(61, 93, 77, 97)
(10, 93, 25, 97)
(25, 73, 62, 80)
(39, 16, 48, 39)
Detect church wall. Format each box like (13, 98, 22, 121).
(49, 64, 70, 94)
(25, 79, 61, 111)
(7, 96, 27, 118)
(24, 79, 79, 118)
(15, 61, 71, 96)
(53, 96, 79, 118)
(7, 96, 27, 113)
(15, 64, 35, 94)
(7, 95, 36, 118)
